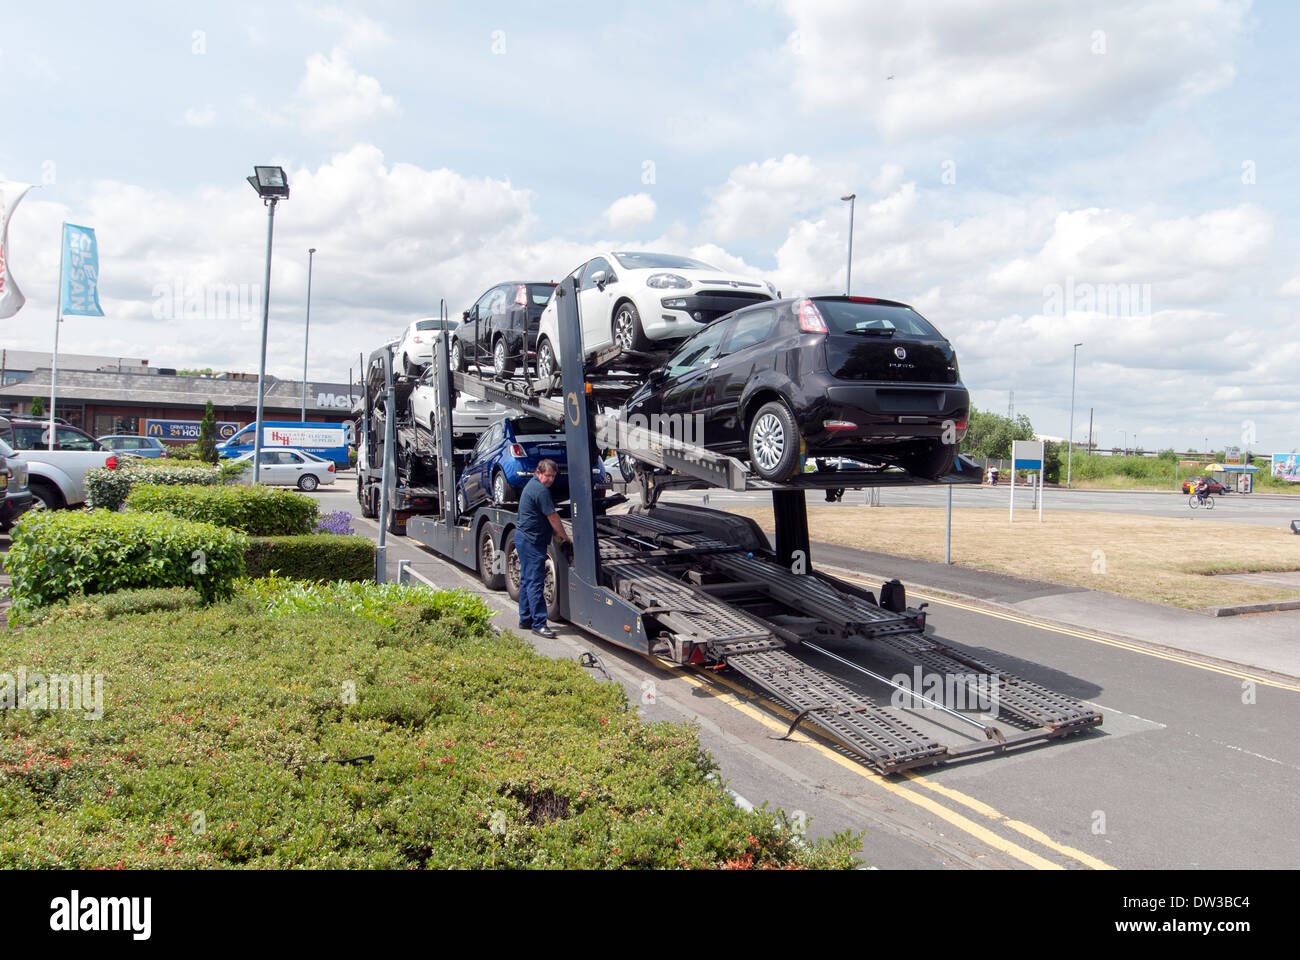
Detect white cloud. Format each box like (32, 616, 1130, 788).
(704, 154, 849, 244)
(293, 48, 399, 132)
(603, 193, 656, 232)
(181, 106, 215, 127)
(313, 8, 393, 52)
(780, 0, 1249, 137)
(1279, 274, 1300, 296)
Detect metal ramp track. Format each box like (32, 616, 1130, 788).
(723, 648, 948, 773)
(876, 633, 1103, 733)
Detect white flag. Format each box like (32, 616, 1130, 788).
(0, 181, 33, 320)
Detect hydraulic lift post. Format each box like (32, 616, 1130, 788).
(772, 488, 811, 572)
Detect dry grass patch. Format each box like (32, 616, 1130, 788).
(727, 505, 1300, 610)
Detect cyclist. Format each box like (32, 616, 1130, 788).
(1194, 478, 1210, 506)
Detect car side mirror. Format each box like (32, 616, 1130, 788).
(649, 367, 668, 385)
(462, 310, 471, 321)
(589, 270, 607, 289)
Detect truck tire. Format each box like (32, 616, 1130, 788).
(478, 524, 506, 591)
(503, 530, 562, 623)
(359, 479, 377, 518)
(28, 480, 62, 511)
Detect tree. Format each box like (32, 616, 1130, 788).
(30, 395, 44, 418)
(198, 401, 219, 464)
(962, 405, 1035, 459)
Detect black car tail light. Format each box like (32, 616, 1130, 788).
(796, 299, 828, 333)
(515, 284, 528, 306)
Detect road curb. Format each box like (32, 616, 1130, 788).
(1203, 598, 1300, 617)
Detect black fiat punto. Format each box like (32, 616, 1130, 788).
(619, 295, 969, 482)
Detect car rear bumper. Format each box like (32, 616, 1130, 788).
(1, 490, 34, 526)
(798, 381, 969, 445)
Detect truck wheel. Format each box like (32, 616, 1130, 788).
(493, 338, 513, 378)
(387, 506, 405, 536)
(747, 401, 801, 482)
(503, 530, 522, 602)
(28, 481, 61, 511)
(359, 481, 377, 518)
(479, 525, 506, 591)
(543, 544, 562, 623)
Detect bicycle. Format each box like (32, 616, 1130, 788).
(1188, 493, 1215, 510)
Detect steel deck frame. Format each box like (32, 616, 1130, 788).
(402, 277, 1102, 773)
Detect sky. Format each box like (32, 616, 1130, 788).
(1, 0, 1297, 453)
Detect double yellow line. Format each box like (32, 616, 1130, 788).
(669, 664, 1112, 870)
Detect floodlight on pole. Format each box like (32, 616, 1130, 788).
(1067, 342, 1082, 488)
(248, 165, 289, 485)
(841, 194, 856, 295)
(302, 247, 315, 421)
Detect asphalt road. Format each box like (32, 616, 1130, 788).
(312, 480, 1300, 870)
(655, 483, 1300, 528)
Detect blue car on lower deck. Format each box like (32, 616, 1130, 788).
(456, 415, 606, 512)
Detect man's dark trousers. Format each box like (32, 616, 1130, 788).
(516, 535, 549, 629)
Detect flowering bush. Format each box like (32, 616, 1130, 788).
(315, 510, 355, 535)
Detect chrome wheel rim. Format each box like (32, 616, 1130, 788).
(538, 343, 554, 380)
(507, 545, 521, 592)
(752, 412, 786, 472)
(614, 308, 634, 349)
(495, 341, 507, 372)
(494, 474, 506, 503)
(481, 532, 495, 572)
(544, 557, 556, 607)
(450, 341, 461, 370)
(457, 490, 466, 514)
(301, 476, 317, 491)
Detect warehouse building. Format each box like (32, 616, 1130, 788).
(0, 360, 359, 443)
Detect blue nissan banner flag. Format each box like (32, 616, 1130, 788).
(61, 223, 104, 317)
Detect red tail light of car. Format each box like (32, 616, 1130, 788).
(954, 419, 968, 439)
(515, 284, 528, 306)
(510, 443, 527, 458)
(796, 299, 828, 333)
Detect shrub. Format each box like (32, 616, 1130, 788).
(25, 586, 205, 625)
(244, 535, 375, 581)
(0, 582, 860, 868)
(315, 510, 355, 535)
(125, 483, 318, 536)
(85, 463, 224, 510)
(2, 510, 247, 614)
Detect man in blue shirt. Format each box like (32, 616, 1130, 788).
(515, 458, 570, 638)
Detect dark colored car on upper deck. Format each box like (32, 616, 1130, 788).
(619, 295, 969, 482)
(450, 281, 557, 378)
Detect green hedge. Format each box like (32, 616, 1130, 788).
(125, 483, 318, 536)
(0, 581, 859, 868)
(86, 464, 225, 510)
(244, 535, 375, 581)
(2, 510, 247, 614)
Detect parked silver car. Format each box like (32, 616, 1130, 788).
(234, 448, 337, 491)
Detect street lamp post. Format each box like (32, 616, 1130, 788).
(301, 247, 315, 421)
(1121, 430, 1127, 456)
(247, 165, 290, 485)
(841, 194, 856, 295)
(1067, 342, 1082, 488)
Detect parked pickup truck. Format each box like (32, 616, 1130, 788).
(0, 417, 120, 509)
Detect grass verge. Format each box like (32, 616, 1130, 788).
(0, 581, 858, 868)
(727, 506, 1300, 610)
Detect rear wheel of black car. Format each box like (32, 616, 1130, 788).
(747, 401, 801, 482)
(493, 338, 512, 378)
(612, 301, 648, 352)
(450, 338, 464, 373)
(896, 440, 957, 481)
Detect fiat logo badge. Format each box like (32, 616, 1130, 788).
(894, 347, 907, 359)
